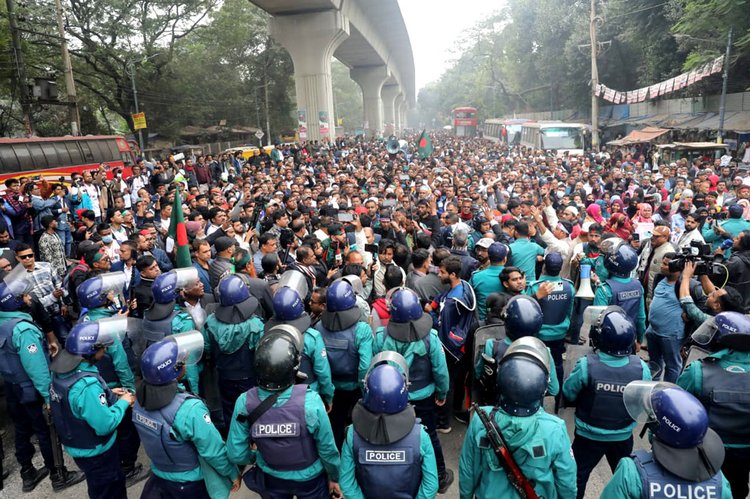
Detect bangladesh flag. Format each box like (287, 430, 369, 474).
(418, 130, 433, 159)
(168, 187, 191, 268)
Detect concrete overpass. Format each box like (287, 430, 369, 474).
(248, 0, 416, 140)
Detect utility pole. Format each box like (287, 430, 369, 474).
(589, 0, 600, 150)
(54, 0, 80, 136)
(6, 0, 34, 136)
(127, 61, 145, 153)
(717, 26, 733, 144)
(264, 80, 271, 147)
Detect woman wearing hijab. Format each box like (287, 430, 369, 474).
(585, 203, 605, 225)
(605, 212, 634, 240)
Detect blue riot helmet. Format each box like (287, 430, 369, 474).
(77, 271, 128, 309)
(327, 279, 357, 312)
(601, 237, 638, 278)
(624, 381, 725, 481)
(216, 274, 250, 306)
(0, 264, 32, 311)
(692, 311, 750, 352)
(389, 288, 423, 323)
(544, 252, 564, 276)
(590, 306, 636, 356)
(66, 316, 127, 356)
(272, 286, 305, 320)
(152, 268, 199, 305)
(362, 352, 410, 414)
(487, 242, 508, 264)
(497, 354, 548, 416)
(501, 295, 543, 341)
(254, 327, 301, 392)
(141, 331, 204, 385)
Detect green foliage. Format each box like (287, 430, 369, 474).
(331, 60, 363, 132)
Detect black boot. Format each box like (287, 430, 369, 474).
(50, 468, 86, 492)
(20, 465, 49, 493)
(122, 463, 149, 487)
(438, 469, 454, 494)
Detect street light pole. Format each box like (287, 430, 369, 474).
(717, 26, 733, 144)
(264, 80, 271, 147)
(589, 0, 601, 150)
(127, 61, 145, 153)
(54, 0, 80, 136)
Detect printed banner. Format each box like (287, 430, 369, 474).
(298, 109, 307, 139)
(319, 111, 329, 137)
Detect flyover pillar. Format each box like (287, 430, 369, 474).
(398, 101, 407, 130)
(381, 84, 399, 137)
(350, 65, 389, 138)
(270, 11, 349, 142)
(394, 93, 404, 132)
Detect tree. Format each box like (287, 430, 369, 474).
(331, 61, 363, 133)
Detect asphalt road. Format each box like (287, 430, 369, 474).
(0, 343, 650, 499)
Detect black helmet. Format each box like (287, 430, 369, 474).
(254, 330, 300, 391)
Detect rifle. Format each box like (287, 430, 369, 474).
(43, 408, 66, 479)
(472, 403, 539, 499)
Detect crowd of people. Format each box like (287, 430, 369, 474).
(0, 131, 749, 499)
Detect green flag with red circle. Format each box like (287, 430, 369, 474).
(168, 186, 192, 268)
(418, 129, 433, 159)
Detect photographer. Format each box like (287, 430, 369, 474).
(702, 203, 750, 255)
(716, 230, 750, 311)
(679, 260, 745, 327)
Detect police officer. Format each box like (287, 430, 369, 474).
(474, 295, 559, 404)
(677, 311, 750, 499)
(265, 285, 334, 408)
(314, 279, 373, 449)
(340, 353, 439, 498)
(594, 238, 646, 348)
(0, 270, 84, 492)
(373, 288, 453, 493)
(459, 338, 577, 498)
(602, 381, 732, 498)
(48, 319, 137, 499)
(203, 274, 265, 428)
(562, 306, 651, 499)
(227, 326, 342, 498)
(143, 268, 199, 391)
(469, 242, 508, 322)
(526, 251, 575, 410)
(133, 331, 241, 497)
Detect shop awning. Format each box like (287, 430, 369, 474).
(612, 126, 670, 145)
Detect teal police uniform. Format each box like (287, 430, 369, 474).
(458, 405, 577, 499)
(702, 217, 750, 257)
(509, 238, 545, 281)
(474, 337, 560, 396)
(594, 277, 647, 342)
(300, 327, 335, 405)
(469, 265, 504, 321)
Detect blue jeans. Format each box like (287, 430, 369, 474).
(56, 228, 73, 257)
(645, 332, 684, 383)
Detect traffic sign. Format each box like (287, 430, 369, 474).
(255, 130, 264, 140)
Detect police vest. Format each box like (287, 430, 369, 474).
(132, 392, 201, 473)
(50, 371, 119, 449)
(607, 279, 642, 322)
(352, 422, 423, 499)
(0, 318, 47, 403)
(298, 328, 318, 387)
(245, 384, 318, 471)
(315, 323, 359, 384)
(632, 449, 723, 499)
(492, 339, 510, 364)
(699, 360, 750, 446)
(383, 330, 433, 393)
(143, 310, 179, 345)
(576, 354, 643, 430)
(535, 279, 574, 325)
(206, 325, 255, 383)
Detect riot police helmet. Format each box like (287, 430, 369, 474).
(502, 295, 543, 341)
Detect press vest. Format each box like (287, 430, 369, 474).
(207, 325, 256, 383)
(352, 422, 423, 499)
(632, 449, 723, 499)
(0, 319, 47, 402)
(245, 384, 318, 471)
(699, 360, 750, 446)
(50, 371, 118, 449)
(143, 310, 179, 345)
(383, 329, 433, 392)
(315, 323, 359, 383)
(536, 279, 574, 325)
(607, 279, 642, 322)
(576, 354, 643, 430)
(132, 392, 201, 473)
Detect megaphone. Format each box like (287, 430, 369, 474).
(386, 135, 400, 155)
(576, 264, 595, 299)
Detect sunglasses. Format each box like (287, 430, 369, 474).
(17, 254, 34, 260)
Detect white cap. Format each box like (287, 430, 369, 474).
(564, 205, 579, 217)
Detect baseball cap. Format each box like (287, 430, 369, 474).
(214, 236, 236, 253)
(475, 238, 494, 249)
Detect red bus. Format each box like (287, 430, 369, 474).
(0, 135, 136, 186)
(452, 107, 478, 137)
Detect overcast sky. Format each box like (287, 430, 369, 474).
(398, 0, 504, 91)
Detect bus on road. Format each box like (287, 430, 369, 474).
(520, 122, 588, 156)
(452, 107, 478, 137)
(484, 118, 532, 145)
(0, 135, 136, 185)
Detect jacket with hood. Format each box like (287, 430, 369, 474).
(725, 249, 750, 311)
(431, 281, 477, 361)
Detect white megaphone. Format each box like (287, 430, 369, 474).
(576, 264, 595, 300)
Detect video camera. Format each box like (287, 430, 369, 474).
(668, 240, 719, 276)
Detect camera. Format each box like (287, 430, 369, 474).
(668, 241, 717, 275)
